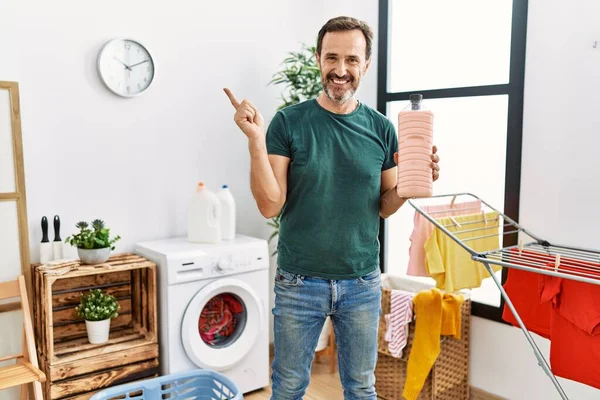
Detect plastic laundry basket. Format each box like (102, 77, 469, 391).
(89, 369, 242, 400)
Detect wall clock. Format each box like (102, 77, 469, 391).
(97, 38, 155, 97)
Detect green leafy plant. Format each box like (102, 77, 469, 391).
(65, 219, 121, 250)
(267, 214, 281, 256)
(75, 289, 120, 321)
(267, 44, 322, 254)
(268, 43, 322, 111)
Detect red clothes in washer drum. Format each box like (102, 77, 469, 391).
(198, 294, 244, 345)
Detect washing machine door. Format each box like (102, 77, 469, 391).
(181, 277, 264, 371)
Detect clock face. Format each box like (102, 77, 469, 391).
(97, 38, 155, 97)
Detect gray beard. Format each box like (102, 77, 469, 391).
(324, 84, 356, 105)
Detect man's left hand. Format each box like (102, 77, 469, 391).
(393, 144, 441, 182)
(431, 145, 440, 182)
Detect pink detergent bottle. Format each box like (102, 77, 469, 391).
(396, 94, 434, 198)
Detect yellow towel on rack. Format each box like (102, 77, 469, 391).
(403, 288, 464, 400)
(424, 211, 501, 293)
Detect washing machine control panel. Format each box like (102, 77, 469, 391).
(164, 242, 269, 285)
(213, 253, 255, 274)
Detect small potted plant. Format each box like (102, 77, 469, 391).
(65, 219, 121, 264)
(75, 288, 120, 344)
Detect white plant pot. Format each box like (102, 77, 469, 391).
(78, 247, 111, 265)
(85, 318, 111, 344)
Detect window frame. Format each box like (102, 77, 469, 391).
(377, 0, 529, 322)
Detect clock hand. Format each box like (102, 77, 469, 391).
(129, 59, 150, 68)
(113, 56, 132, 70)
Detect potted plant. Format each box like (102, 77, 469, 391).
(65, 219, 121, 264)
(267, 214, 280, 256)
(269, 43, 322, 111)
(75, 288, 120, 344)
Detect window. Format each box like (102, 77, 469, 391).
(377, 0, 528, 321)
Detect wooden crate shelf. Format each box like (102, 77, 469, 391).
(32, 253, 159, 399)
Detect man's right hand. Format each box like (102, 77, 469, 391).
(223, 88, 265, 140)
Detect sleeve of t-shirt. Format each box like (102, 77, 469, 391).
(539, 271, 562, 307)
(265, 111, 291, 158)
(382, 118, 398, 171)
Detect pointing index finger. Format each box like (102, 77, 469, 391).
(223, 88, 241, 109)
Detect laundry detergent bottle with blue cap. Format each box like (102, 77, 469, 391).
(217, 184, 236, 240)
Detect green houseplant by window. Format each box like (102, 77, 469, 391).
(75, 288, 120, 344)
(267, 44, 322, 254)
(65, 219, 121, 264)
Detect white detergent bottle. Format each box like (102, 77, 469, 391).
(217, 184, 236, 240)
(188, 181, 222, 243)
(396, 94, 434, 198)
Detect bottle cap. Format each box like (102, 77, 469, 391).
(409, 94, 423, 104)
(197, 181, 205, 191)
(222, 184, 228, 188)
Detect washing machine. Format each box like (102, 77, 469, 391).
(135, 234, 270, 394)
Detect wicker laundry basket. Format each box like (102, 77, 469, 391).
(375, 283, 471, 400)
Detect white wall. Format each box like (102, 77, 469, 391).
(3, 0, 598, 399)
(0, 1, 377, 397)
(470, 0, 600, 399)
(0, 0, 378, 271)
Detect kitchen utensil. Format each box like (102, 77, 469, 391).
(53, 215, 63, 260)
(40, 216, 53, 263)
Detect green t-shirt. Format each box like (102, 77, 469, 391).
(266, 98, 398, 279)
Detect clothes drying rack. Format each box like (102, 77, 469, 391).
(407, 193, 600, 400)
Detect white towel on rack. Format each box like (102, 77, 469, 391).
(384, 289, 415, 358)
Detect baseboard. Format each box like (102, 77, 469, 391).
(470, 386, 507, 400)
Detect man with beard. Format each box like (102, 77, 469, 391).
(224, 16, 440, 400)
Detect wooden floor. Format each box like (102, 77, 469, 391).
(244, 354, 504, 400)
(245, 355, 343, 400)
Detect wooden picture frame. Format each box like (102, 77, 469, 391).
(0, 80, 32, 298)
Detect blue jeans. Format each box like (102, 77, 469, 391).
(270, 267, 382, 400)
